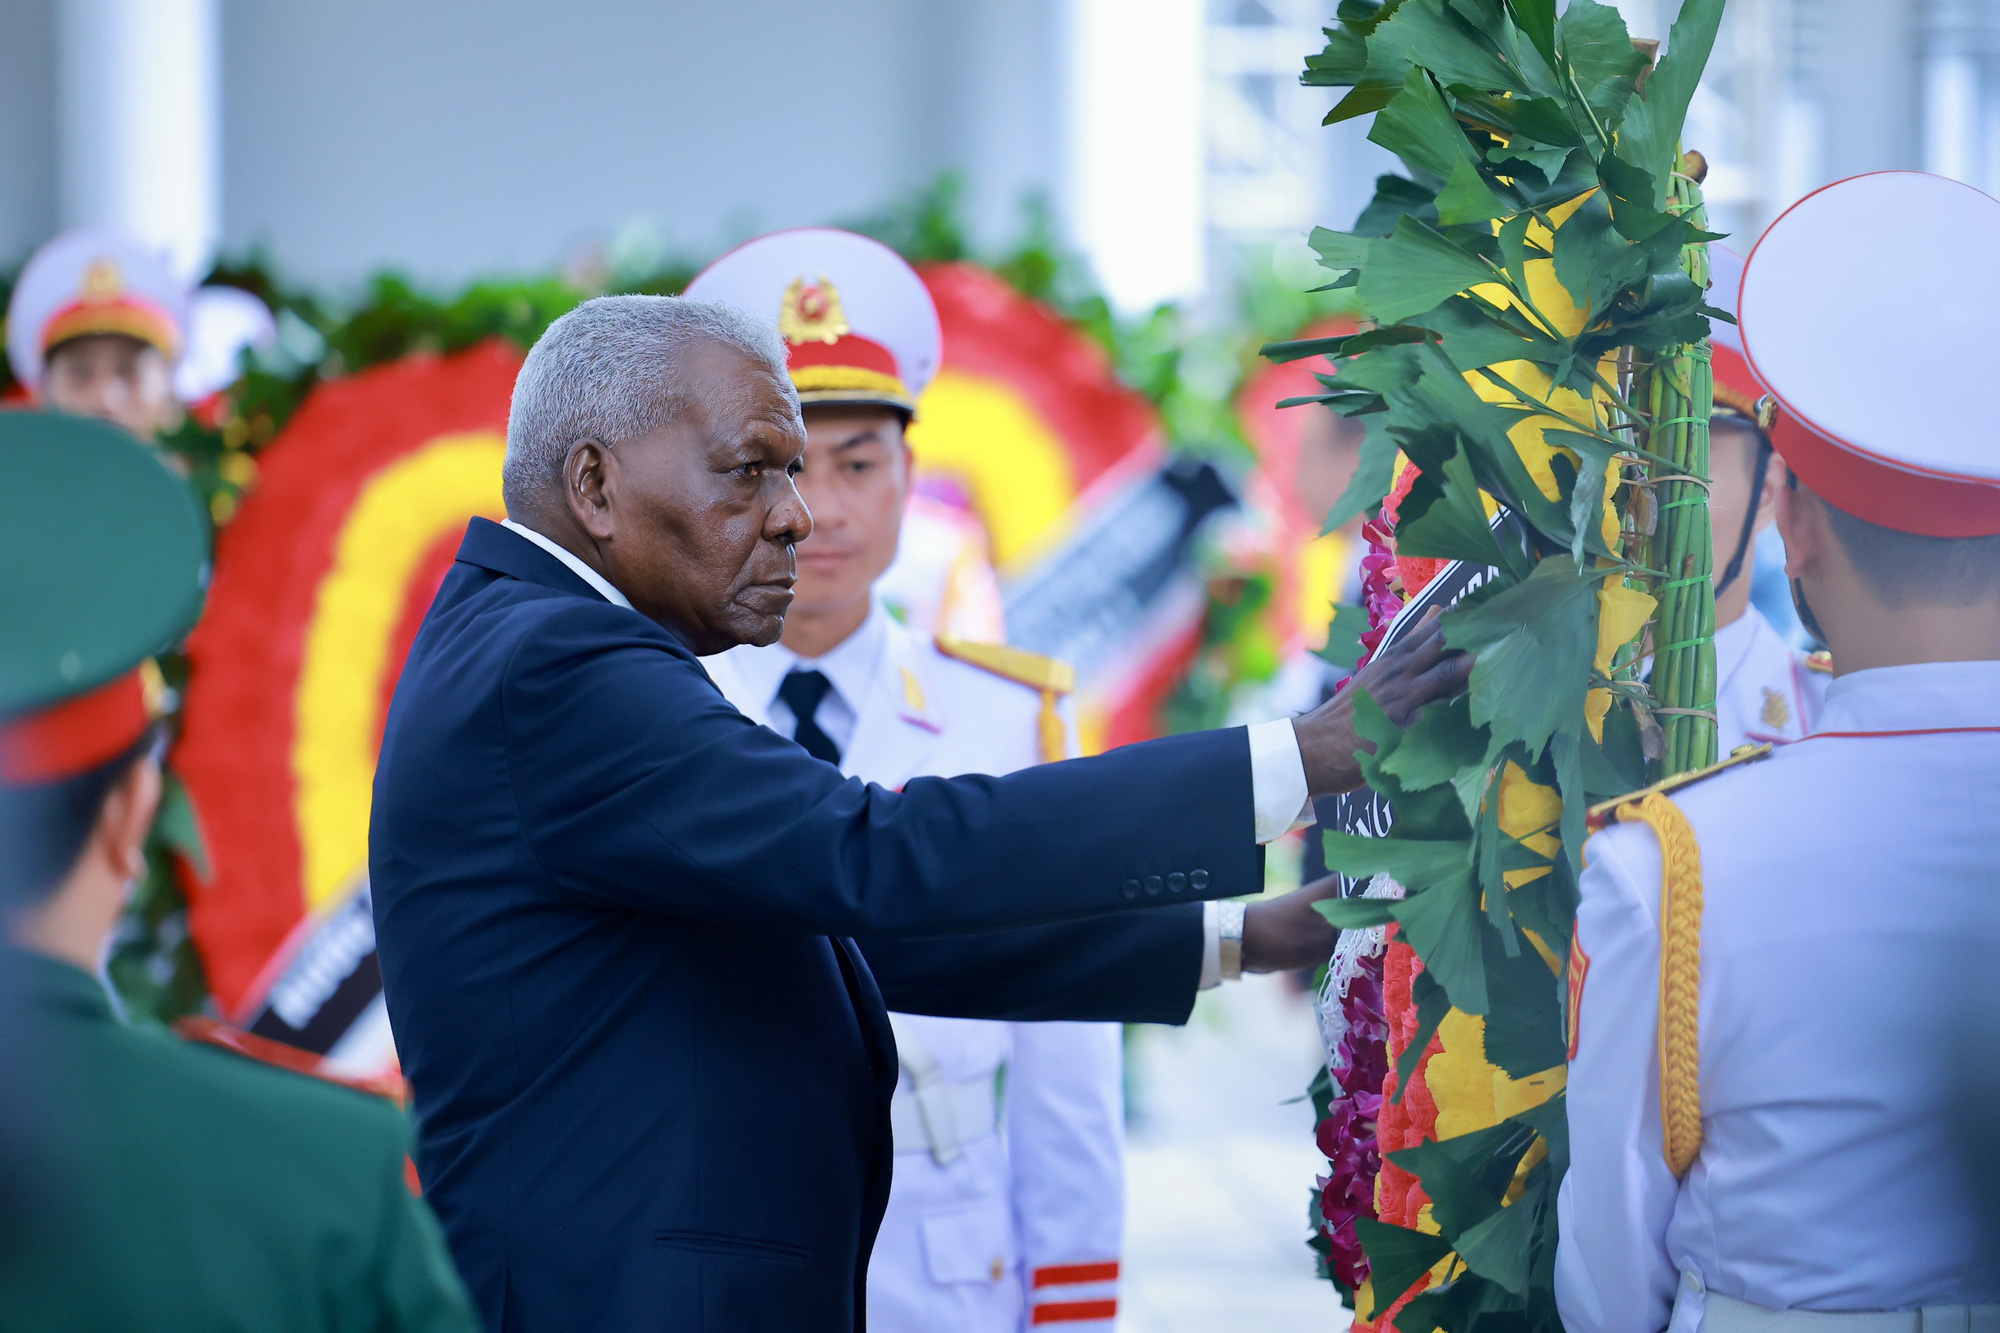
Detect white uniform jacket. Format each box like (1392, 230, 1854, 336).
(1712, 606, 1830, 752)
(1556, 660, 2000, 1332)
(706, 606, 1126, 1332)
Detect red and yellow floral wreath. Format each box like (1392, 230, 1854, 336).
(176, 343, 520, 1013)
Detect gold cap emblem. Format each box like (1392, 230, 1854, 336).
(779, 275, 849, 346)
(79, 257, 125, 299)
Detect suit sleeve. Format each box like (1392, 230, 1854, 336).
(1554, 828, 1682, 1333)
(499, 602, 1262, 938)
(1006, 1020, 1125, 1329)
(858, 905, 1205, 1025)
(367, 1118, 484, 1333)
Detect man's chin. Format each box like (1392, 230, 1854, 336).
(736, 612, 787, 650)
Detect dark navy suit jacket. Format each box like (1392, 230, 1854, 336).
(370, 519, 1264, 1331)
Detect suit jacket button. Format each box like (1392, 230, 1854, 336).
(1167, 872, 1187, 893)
(1144, 875, 1164, 896)
(1121, 879, 1141, 899)
(1190, 869, 1210, 891)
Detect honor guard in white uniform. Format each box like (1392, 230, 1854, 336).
(691, 230, 1210, 1331)
(1702, 245, 1830, 749)
(6, 228, 190, 441)
(1556, 174, 2000, 1332)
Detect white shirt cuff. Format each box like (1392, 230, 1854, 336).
(1245, 720, 1314, 845)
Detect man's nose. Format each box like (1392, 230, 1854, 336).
(770, 476, 812, 544)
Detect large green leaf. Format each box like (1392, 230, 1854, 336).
(1480, 941, 1566, 1076)
(1395, 1275, 1525, 1332)
(1316, 896, 1401, 929)
(1393, 867, 1489, 1012)
(1387, 1118, 1534, 1233)
(1358, 217, 1500, 326)
(1320, 830, 1471, 886)
(1444, 556, 1600, 756)
(1503, 0, 1558, 68)
(1407, 294, 1563, 377)
(1303, 25, 1374, 85)
(1552, 0, 1643, 137)
(1369, 0, 1534, 97)
(1318, 601, 1372, 672)
(1453, 1172, 1548, 1295)
(1514, 1091, 1570, 1174)
(1475, 757, 1521, 953)
(1311, 226, 1375, 275)
(1379, 695, 1490, 791)
(1395, 435, 1508, 568)
(1434, 158, 1506, 226)
(1549, 192, 1646, 316)
(1395, 965, 1454, 1092)
(1356, 1218, 1455, 1310)
(1370, 68, 1479, 185)
(1618, 0, 1728, 203)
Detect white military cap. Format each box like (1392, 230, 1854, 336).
(6, 228, 190, 391)
(1739, 172, 2000, 536)
(684, 228, 942, 415)
(1704, 245, 1769, 421)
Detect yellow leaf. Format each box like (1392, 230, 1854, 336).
(1588, 581, 1657, 741)
(1496, 761, 1562, 857)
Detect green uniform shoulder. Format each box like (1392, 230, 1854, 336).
(1585, 743, 1774, 832)
(932, 635, 1076, 696)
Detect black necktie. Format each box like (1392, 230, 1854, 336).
(778, 669, 842, 766)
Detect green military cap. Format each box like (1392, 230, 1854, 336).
(0, 412, 207, 747)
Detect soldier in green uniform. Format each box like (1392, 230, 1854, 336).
(0, 412, 481, 1332)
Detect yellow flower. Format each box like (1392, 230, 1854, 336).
(1587, 581, 1658, 741)
(1494, 760, 1562, 888)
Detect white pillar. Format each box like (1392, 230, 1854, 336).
(55, 0, 220, 280)
(1920, 0, 1994, 188)
(1068, 0, 1205, 313)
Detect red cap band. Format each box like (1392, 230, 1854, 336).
(787, 332, 900, 379)
(1710, 343, 1765, 422)
(1771, 406, 2000, 538)
(1, 668, 153, 784)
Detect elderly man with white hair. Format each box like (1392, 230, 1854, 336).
(369, 294, 1471, 1332)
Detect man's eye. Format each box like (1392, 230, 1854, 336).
(787, 460, 805, 477)
(736, 462, 763, 478)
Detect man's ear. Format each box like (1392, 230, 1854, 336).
(564, 439, 617, 541)
(1777, 468, 1826, 580)
(96, 757, 162, 884)
(1752, 449, 1783, 535)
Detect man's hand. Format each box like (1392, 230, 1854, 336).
(1292, 609, 1470, 797)
(1241, 875, 1344, 975)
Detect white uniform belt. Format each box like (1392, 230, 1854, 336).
(888, 1078, 999, 1158)
(1702, 1294, 2000, 1333)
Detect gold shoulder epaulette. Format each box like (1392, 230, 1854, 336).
(1804, 650, 1833, 675)
(934, 636, 1076, 695)
(934, 636, 1077, 764)
(1585, 744, 1773, 832)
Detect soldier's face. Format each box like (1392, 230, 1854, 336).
(573, 341, 811, 654)
(42, 335, 182, 441)
(790, 406, 912, 620)
(1708, 419, 1778, 610)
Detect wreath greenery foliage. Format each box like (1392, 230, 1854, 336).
(1277, 0, 1726, 1324)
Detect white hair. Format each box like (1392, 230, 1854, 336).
(503, 294, 794, 507)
